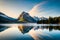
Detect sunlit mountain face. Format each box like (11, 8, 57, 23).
(18, 12, 37, 23)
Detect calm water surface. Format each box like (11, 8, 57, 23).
(0, 24, 60, 40)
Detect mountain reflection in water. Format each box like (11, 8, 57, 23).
(18, 25, 33, 34)
(0, 24, 60, 40)
(0, 25, 9, 32)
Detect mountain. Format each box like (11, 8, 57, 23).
(18, 11, 37, 23)
(0, 12, 18, 23)
(33, 16, 48, 21)
(33, 16, 40, 21)
(40, 17, 48, 20)
(0, 11, 37, 23)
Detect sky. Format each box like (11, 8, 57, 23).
(0, 0, 60, 18)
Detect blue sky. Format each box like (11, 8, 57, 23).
(0, 0, 60, 18)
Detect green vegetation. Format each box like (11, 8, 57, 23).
(18, 17, 28, 22)
(19, 17, 25, 21)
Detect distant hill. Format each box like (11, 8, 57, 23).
(0, 12, 18, 23)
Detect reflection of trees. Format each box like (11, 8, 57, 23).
(33, 26, 60, 31)
(42, 26, 60, 31)
(18, 25, 33, 34)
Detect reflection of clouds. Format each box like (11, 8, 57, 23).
(28, 29, 52, 40)
(28, 29, 40, 40)
(36, 29, 52, 39)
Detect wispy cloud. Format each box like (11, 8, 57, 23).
(29, 1, 47, 16)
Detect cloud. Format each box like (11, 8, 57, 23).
(29, 1, 47, 16)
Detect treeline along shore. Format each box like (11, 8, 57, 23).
(37, 16, 60, 24)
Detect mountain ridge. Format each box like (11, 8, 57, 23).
(0, 11, 37, 23)
(18, 11, 37, 23)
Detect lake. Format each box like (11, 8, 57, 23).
(0, 23, 60, 40)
